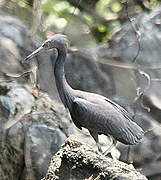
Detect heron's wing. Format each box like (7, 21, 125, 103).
(70, 112, 82, 130)
(72, 97, 144, 145)
(105, 98, 132, 121)
(76, 90, 133, 121)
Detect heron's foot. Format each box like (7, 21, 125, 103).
(103, 148, 116, 159)
(104, 151, 114, 158)
(103, 137, 117, 157)
(103, 148, 113, 156)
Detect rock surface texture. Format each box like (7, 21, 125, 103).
(42, 137, 147, 180)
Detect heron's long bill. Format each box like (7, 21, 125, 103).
(24, 46, 44, 61)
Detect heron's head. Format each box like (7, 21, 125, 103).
(24, 34, 68, 61)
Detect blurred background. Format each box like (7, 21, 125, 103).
(1, 0, 161, 180)
(1, 0, 158, 45)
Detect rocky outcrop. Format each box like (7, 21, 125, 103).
(42, 137, 147, 180)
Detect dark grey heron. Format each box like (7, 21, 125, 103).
(24, 34, 145, 155)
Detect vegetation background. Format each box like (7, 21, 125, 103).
(1, 0, 160, 46)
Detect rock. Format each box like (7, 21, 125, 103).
(42, 137, 147, 180)
(0, 82, 35, 129)
(0, 122, 25, 180)
(0, 16, 32, 82)
(0, 82, 67, 180)
(23, 125, 66, 179)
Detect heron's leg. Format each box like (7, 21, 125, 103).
(89, 130, 102, 153)
(103, 136, 117, 156)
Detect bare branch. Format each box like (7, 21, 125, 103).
(124, 1, 141, 63)
(151, 78, 161, 82)
(5, 70, 32, 78)
(134, 70, 151, 112)
(99, 58, 161, 70)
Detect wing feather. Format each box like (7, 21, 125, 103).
(76, 90, 133, 121)
(71, 97, 144, 145)
(105, 98, 133, 121)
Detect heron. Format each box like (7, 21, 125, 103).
(24, 34, 145, 156)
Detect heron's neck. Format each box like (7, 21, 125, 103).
(54, 49, 75, 108)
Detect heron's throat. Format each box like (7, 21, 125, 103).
(54, 49, 74, 108)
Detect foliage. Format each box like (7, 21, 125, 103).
(1, 0, 161, 45)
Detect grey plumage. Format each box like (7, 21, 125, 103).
(24, 34, 145, 154)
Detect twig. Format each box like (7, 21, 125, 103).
(99, 58, 161, 70)
(4, 70, 32, 78)
(68, 48, 161, 70)
(151, 78, 161, 82)
(124, 1, 141, 63)
(134, 70, 151, 112)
